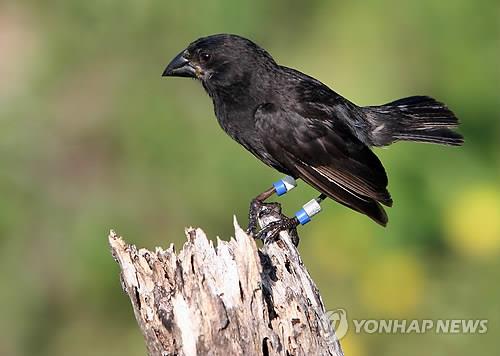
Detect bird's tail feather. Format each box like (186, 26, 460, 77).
(366, 96, 464, 146)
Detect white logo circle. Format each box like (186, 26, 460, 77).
(326, 308, 349, 340)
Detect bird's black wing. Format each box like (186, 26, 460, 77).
(254, 102, 392, 226)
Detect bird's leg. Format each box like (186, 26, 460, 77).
(247, 186, 276, 236)
(293, 193, 326, 225)
(247, 176, 298, 236)
(256, 194, 327, 246)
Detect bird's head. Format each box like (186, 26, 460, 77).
(162, 34, 276, 89)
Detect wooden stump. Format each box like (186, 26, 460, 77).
(109, 206, 343, 356)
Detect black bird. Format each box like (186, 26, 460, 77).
(163, 34, 463, 240)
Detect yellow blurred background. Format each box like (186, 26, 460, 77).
(0, 0, 498, 355)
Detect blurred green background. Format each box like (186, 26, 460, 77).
(1, 0, 499, 355)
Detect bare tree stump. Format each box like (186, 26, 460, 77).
(109, 205, 344, 356)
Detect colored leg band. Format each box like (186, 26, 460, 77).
(295, 199, 322, 225)
(273, 176, 297, 196)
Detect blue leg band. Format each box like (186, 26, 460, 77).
(273, 176, 297, 196)
(295, 208, 311, 225)
(295, 199, 322, 225)
(273, 180, 287, 196)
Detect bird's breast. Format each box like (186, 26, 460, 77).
(212, 104, 285, 171)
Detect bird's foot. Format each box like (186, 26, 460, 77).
(256, 216, 300, 246)
(247, 199, 281, 236)
(247, 196, 300, 246)
(246, 198, 262, 236)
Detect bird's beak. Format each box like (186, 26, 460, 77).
(162, 51, 196, 78)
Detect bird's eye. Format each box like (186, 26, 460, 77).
(200, 52, 211, 63)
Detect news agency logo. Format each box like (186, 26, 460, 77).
(326, 309, 349, 339)
(326, 308, 488, 340)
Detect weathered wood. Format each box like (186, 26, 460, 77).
(109, 205, 343, 356)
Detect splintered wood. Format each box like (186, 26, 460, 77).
(109, 216, 343, 356)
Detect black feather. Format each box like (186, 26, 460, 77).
(164, 34, 464, 226)
(366, 96, 464, 146)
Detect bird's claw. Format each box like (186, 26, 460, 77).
(258, 202, 281, 218)
(255, 216, 300, 246)
(247, 199, 300, 246)
(247, 199, 281, 236)
(246, 198, 262, 236)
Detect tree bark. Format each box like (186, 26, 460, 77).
(109, 205, 344, 356)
